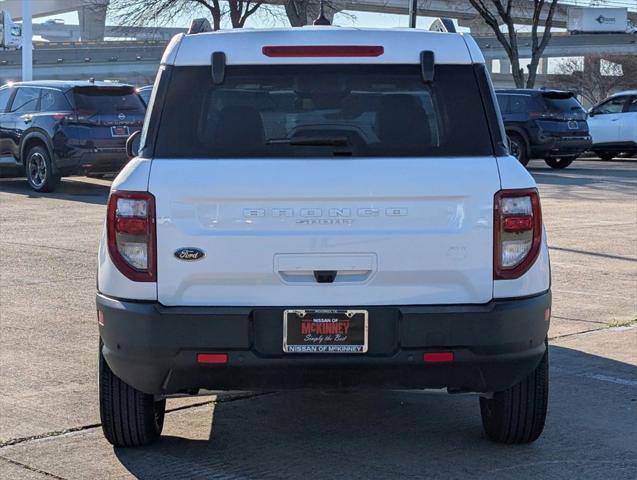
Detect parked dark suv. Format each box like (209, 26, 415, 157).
(496, 89, 591, 169)
(0, 81, 145, 192)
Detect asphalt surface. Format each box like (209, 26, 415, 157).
(0, 158, 635, 479)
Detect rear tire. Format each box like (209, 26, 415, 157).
(99, 342, 165, 447)
(594, 151, 616, 162)
(25, 146, 60, 192)
(544, 157, 575, 169)
(508, 133, 529, 167)
(480, 344, 548, 444)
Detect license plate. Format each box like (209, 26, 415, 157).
(111, 126, 130, 137)
(283, 309, 368, 353)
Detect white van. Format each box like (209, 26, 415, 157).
(96, 24, 551, 447)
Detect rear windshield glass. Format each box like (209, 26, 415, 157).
(153, 65, 493, 158)
(72, 86, 145, 113)
(540, 92, 584, 113)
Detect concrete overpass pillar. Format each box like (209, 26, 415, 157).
(538, 57, 549, 75)
(78, 4, 107, 41)
(500, 58, 511, 74)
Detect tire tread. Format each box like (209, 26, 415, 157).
(99, 344, 164, 447)
(480, 345, 548, 444)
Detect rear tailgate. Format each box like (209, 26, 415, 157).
(150, 157, 500, 306)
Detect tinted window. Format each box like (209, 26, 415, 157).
(540, 93, 584, 114)
(627, 97, 637, 113)
(496, 94, 509, 114)
(594, 96, 627, 115)
(138, 88, 152, 106)
(10, 87, 40, 113)
(154, 65, 493, 158)
(0, 87, 12, 112)
(39, 89, 71, 112)
(509, 95, 530, 114)
(72, 86, 145, 114)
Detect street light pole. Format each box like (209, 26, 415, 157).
(409, 0, 417, 28)
(22, 0, 33, 81)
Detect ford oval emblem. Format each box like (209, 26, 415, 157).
(174, 248, 205, 261)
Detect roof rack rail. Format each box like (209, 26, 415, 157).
(188, 18, 212, 34)
(429, 18, 456, 33)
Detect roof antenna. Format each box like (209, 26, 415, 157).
(313, 0, 331, 26)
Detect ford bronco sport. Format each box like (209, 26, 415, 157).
(97, 25, 551, 447)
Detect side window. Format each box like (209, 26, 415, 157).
(10, 87, 40, 113)
(509, 95, 528, 114)
(496, 95, 509, 114)
(0, 87, 12, 113)
(39, 90, 70, 112)
(593, 96, 627, 115)
(627, 97, 637, 113)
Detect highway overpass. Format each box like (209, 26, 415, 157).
(1, 33, 635, 87)
(4, 0, 636, 41)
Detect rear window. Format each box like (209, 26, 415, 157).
(153, 65, 493, 158)
(71, 86, 145, 114)
(539, 92, 584, 114)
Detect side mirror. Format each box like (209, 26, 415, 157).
(126, 130, 142, 159)
(588, 109, 595, 117)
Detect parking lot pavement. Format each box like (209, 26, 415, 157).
(0, 160, 635, 479)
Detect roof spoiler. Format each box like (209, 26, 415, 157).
(188, 18, 212, 34)
(429, 18, 456, 33)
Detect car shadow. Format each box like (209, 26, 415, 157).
(113, 345, 637, 479)
(0, 177, 110, 205)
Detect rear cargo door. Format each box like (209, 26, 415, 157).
(148, 63, 501, 306)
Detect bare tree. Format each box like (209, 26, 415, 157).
(284, 0, 342, 26)
(548, 55, 637, 106)
(109, 0, 265, 31)
(467, 0, 559, 88)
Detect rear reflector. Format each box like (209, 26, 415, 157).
(423, 352, 454, 363)
(262, 45, 384, 57)
(502, 215, 533, 232)
(197, 353, 228, 364)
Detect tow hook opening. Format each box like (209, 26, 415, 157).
(314, 270, 337, 283)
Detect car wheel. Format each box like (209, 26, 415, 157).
(480, 344, 548, 444)
(594, 151, 616, 162)
(99, 341, 165, 447)
(544, 157, 575, 169)
(508, 134, 529, 167)
(25, 146, 60, 192)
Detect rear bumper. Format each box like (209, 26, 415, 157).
(52, 131, 139, 175)
(591, 141, 637, 152)
(531, 135, 592, 158)
(97, 291, 551, 395)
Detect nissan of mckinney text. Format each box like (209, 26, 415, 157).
(96, 25, 552, 447)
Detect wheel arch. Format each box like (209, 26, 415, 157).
(505, 127, 530, 155)
(20, 131, 54, 168)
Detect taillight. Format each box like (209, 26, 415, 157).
(106, 191, 156, 282)
(494, 189, 542, 280)
(50, 112, 77, 123)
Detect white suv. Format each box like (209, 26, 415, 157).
(588, 90, 637, 160)
(96, 25, 551, 447)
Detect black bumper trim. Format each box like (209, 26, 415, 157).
(97, 291, 551, 395)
